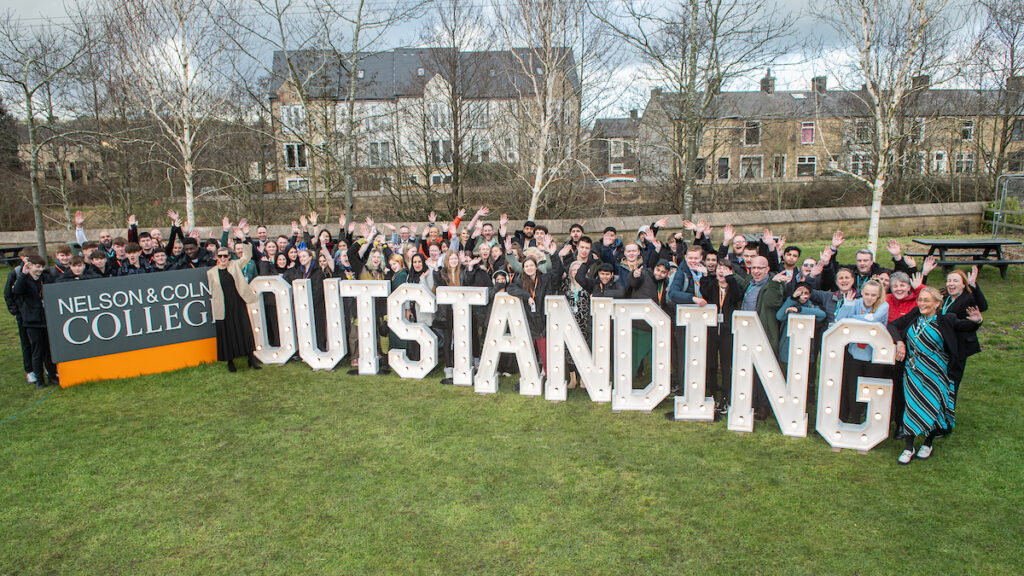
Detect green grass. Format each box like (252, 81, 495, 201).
(0, 236, 1022, 575)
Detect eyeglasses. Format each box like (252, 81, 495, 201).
(750, 266, 769, 270)
(217, 254, 230, 259)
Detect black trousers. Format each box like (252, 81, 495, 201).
(17, 319, 32, 373)
(25, 326, 56, 381)
(707, 326, 734, 404)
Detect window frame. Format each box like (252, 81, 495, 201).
(743, 120, 761, 146)
(800, 121, 815, 145)
(283, 143, 308, 170)
(796, 155, 816, 177)
(740, 155, 763, 179)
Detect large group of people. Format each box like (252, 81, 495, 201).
(3, 206, 989, 465)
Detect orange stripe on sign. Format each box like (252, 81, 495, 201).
(57, 338, 218, 388)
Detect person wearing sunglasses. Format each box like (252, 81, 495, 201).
(207, 227, 260, 372)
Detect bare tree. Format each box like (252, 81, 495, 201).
(814, 0, 959, 254)
(101, 0, 239, 226)
(0, 13, 90, 258)
(970, 0, 1024, 186)
(494, 0, 587, 220)
(594, 0, 795, 219)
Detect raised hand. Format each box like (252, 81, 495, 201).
(922, 255, 937, 276)
(773, 272, 790, 283)
(309, 211, 318, 226)
(234, 226, 245, 241)
(911, 272, 924, 289)
(456, 208, 466, 220)
(128, 214, 137, 227)
(428, 211, 437, 223)
(777, 235, 786, 252)
(644, 228, 656, 245)
(811, 259, 824, 277)
(722, 224, 735, 245)
(886, 239, 902, 259)
(968, 265, 979, 287)
(831, 230, 845, 250)
(633, 265, 643, 278)
(499, 213, 509, 227)
(167, 209, 180, 223)
(365, 216, 375, 229)
(762, 228, 776, 251)
(476, 206, 490, 217)
(697, 219, 710, 237)
(239, 218, 249, 235)
(966, 306, 983, 324)
(692, 263, 708, 275)
(299, 215, 308, 228)
(348, 222, 357, 234)
(339, 214, 347, 227)
(682, 219, 697, 231)
(188, 228, 200, 240)
(74, 210, 85, 227)
(384, 223, 396, 231)
(504, 236, 513, 253)
(359, 224, 369, 238)
(904, 255, 917, 269)
(410, 223, 418, 236)
(819, 249, 833, 265)
(559, 243, 573, 257)
(654, 216, 669, 229)
(291, 221, 299, 235)
(222, 216, 231, 231)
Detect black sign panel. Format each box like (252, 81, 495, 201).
(43, 268, 216, 363)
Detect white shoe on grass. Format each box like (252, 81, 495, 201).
(916, 445, 933, 460)
(897, 450, 914, 465)
(27, 372, 37, 383)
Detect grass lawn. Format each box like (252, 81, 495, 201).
(0, 236, 1021, 575)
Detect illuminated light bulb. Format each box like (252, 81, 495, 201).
(597, 368, 604, 374)
(681, 405, 689, 412)
(619, 352, 627, 359)
(756, 345, 763, 352)
(619, 330, 627, 337)
(880, 348, 889, 356)
(742, 320, 749, 327)
(255, 327, 261, 332)
(301, 304, 307, 309)
(869, 328, 878, 336)
(278, 291, 285, 296)
(515, 320, 522, 327)
(738, 416, 744, 423)
(256, 345, 262, 351)
(828, 350, 837, 359)
(597, 303, 605, 309)
(826, 379, 834, 387)
(361, 286, 367, 292)
(691, 358, 699, 366)
(861, 434, 868, 443)
(702, 313, 709, 319)
(875, 412, 882, 420)
(797, 323, 805, 330)
(842, 327, 850, 334)
(598, 346, 605, 353)
(796, 348, 804, 355)
(741, 344, 749, 351)
(833, 431, 841, 439)
(862, 387, 870, 395)
(618, 307, 626, 314)
(584, 367, 591, 372)
(551, 302, 558, 308)
(792, 396, 799, 404)
(791, 421, 797, 429)
(552, 323, 558, 330)
(767, 370, 774, 378)
(251, 309, 258, 315)
(298, 285, 305, 290)
(486, 360, 493, 366)
(658, 342, 666, 349)
(692, 336, 699, 342)
(691, 383, 698, 389)
(657, 363, 664, 370)
(332, 303, 337, 308)
(459, 309, 466, 315)
(825, 406, 833, 414)
(494, 319, 501, 326)
(284, 326, 291, 331)
(263, 281, 271, 288)
(778, 395, 785, 403)
(553, 365, 560, 372)
(684, 313, 692, 319)
(620, 374, 627, 381)
(335, 341, 341, 346)
(273, 352, 279, 358)
(658, 384, 664, 390)
(644, 306, 651, 313)
(739, 369, 746, 376)
(876, 388, 884, 396)
(574, 345, 582, 352)
(698, 404, 705, 411)
(738, 393, 746, 401)
(658, 320, 665, 326)
(795, 373, 802, 380)
(334, 322, 340, 327)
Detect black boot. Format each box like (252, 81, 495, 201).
(248, 355, 261, 370)
(227, 360, 236, 373)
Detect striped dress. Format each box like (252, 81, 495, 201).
(901, 315, 955, 437)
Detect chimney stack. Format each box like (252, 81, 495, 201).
(760, 68, 775, 94)
(911, 74, 931, 90)
(1008, 76, 1024, 95)
(812, 76, 827, 94)
(629, 109, 638, 121)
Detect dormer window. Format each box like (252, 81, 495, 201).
(417, 67, 424, 77)
(357, 70, 364, 79)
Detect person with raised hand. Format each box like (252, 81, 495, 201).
(207, 226, 259, 373)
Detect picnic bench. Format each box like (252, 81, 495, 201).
(0, 245, 25, 267)
(910, 238, 1024, 279)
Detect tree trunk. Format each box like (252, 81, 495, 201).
(866, 177, 885, 255)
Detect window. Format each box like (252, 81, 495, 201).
(417, 67, 425, 77)
(744, 121, 761, 146)
(408, 175, 418, 185)
(740, 156, 762, 179)
(609, 139, 625, 157)
(1011, 119, 1023, 142)
(855, 120, 872, 143)
(357, 69, 364, 79)
(1008, 153, 1024, 172)
(933, 151, 947, 173)
(960, 120, 974, 141)
(368, 141, 391, 167)
(430, 139, 452, 165)
(286, 178, 309, 193)
(468, 101, 489, 129)
(470, 137, 490, 163)
(955, 153, 974, 174)
(908, 151, 926, 174)
(610, 163, 625, 174)
(694, 157, 706, 180)
(801, 122, 815, 144)
(284, 143, 308, 170)
(505, 138, 517, 161)
(796, 156, 816, 176)
(717, 157, 730, 179)
(851, 153, 872, 176)
(910, 118, 924, 144)
(772, 155, 786, 178)
(280, 104, 306, 133)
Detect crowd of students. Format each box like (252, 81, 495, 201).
(3, 207, 988, 465)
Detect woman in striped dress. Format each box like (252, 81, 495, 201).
(888, 286, 983, 465)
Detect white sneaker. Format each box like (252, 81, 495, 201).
(26, 372, 37, 383)
(897, 449, 914, 465)
(916, 445, 933, 460)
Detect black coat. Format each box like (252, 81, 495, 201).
(12, 272, 47, 327)
(574, 260, 626, 298)
(887, 309, 964, 380)
(507, 255, 564, 338)
(699, 274, 743, 331)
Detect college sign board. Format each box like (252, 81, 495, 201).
(44, 268, 217, 385)
(46, 275, 898, 452)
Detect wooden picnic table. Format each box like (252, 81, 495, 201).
(911, 238, 1024, 279)
(0, 245, 25, 267)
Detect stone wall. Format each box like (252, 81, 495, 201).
(0, 201, 988, 249)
